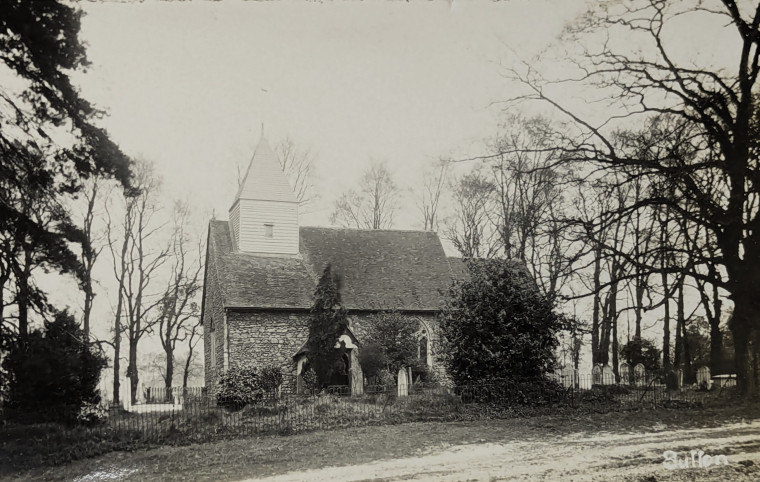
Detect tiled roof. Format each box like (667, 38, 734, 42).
(233, 137, 298, 204)
(300, 227, 454, 311)
(208, 221, 315, 309)
(207, 221, 456, 311)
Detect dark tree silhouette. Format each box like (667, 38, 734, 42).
(0, 2, 130, 345)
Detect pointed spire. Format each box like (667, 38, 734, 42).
(233, 136, 298, 205)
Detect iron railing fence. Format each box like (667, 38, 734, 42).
(4, 377, 738, 430)
(1, 376, 740, 469)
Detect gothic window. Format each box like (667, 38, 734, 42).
(415, 319, 432, 367)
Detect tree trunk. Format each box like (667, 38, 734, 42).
(128, 336, 139, 404)
(610, 262, 620, 382)
(662, 270, 671, 370)
(16, 248, 32, 342)
(591, 243, 602, 365)
(680, 283, 693, 383)
(729, 297, 760, 397)
(674, 276, 684, 368)
(164, 349, 174, 402)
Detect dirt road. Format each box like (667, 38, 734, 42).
(248, 420, 760, 481)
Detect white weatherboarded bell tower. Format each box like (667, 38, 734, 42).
(229, 137, 299, 255)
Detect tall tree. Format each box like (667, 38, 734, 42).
(106, 159, 170, 404)
(156, 202, 203, 394)
(444, 170, 500, 258)
(417, 157, 449, 231)
(274, 137, 318, 207)
(510, 0, 760, 395)
(304, 264, 349, 389)
(489, 115, 582, 301)
(330, 161, 400, 229)
(0, 1, 130, 345)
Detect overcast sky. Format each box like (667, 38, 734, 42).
(72, 0, 588, 230)
(57, 0, 741, 375)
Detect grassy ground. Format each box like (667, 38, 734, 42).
(6, 402, 760, 481)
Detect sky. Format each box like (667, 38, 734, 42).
(72, 0, 587, 230)
(59, 0, 592, 383)
(49, 0, 742, 380)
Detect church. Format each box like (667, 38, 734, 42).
(201, 137, 464, 395)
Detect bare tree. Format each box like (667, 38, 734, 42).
(418, 157, 449, 231)
(330, 161, 400, 229)
(156, 201, 203, 397)
(106, 159, 170, 404)
(182, 319, 203, 390)
(79, 178, 104, 343)
(274, 137, 318, 207)
(444, 170, 501, 258)
(508, 1, 760, 395)
(489, 115, 584, 302)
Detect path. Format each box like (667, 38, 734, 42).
(247, 420, 760, 481)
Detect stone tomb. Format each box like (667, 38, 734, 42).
(619, 362, 631, 385)
(592, 364, 603, 385)
(634, 363, 646, 386)
(602, 365, 615, 385)
(397, 367, 409, 397)
(697, 366, 712, 388)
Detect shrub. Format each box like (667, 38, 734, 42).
(620, 337, 661, 372)
(301, 367, 319, 394)
(358, 342, 387, 383)
(216, 363, 282, 409)
(1, 311, 107, 425)
(439, 259, 562, 385)
(260, 366, 284, 393)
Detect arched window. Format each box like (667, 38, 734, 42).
(414, 319, 432, 367)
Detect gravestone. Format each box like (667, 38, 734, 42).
(634, 363, 646, 386)
(561, 366, 576, 388)
(619, 362, 631, 385)
(697, 366, 711, 388)
(119, 377, 131, 410)
(397, 367, 409, 397)
(602, 365, 615, 385)
(592, 364, 603, 385)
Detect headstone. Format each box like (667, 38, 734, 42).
(119, 377, 131, 411)
(602, 365, 615, 385)
(634, 363, 646, 386)
(677, 369, 684, 389)
(697, 366, 711, 388)
(561, 366, 576, 388)
(397, 367, 409, 397)
(619, 362, 631, 385)
(592, 364, 603, 385)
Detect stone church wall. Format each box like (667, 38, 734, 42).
(202, 252, 227, 395)
(226, 310, 311, 391)
(222, 310, 445, 391)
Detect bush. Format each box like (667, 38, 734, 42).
(439, 259, 562, 385)
(301, 367, 319, 394)
(1, 311, 107, 425)
(620, 337, 661, 372)
(216, 363, 282, 409)
(358, 342, 387, 383)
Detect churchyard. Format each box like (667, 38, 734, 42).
(0, 365, 745, 479)
(7, 399, 760, 482)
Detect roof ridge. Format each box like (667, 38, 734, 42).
(209, 220, 229, 307)
(300, 225, 436, 234)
